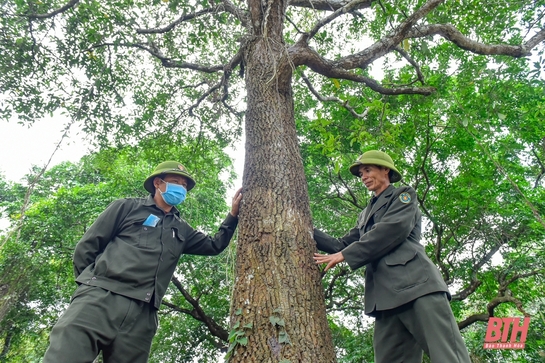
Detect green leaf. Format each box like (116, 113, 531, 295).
(269, 316, 280, 326)
(278, 331, 291, 344)
(228, 330, 239, 341)
(237, 336, 248, 346)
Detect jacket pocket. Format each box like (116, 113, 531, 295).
(138, 224, 156, 249)
(124, 220, 156, 249)
(118, 218, 157, 249)
(384, 247, 428, 291)
(167, 227, 185, 257)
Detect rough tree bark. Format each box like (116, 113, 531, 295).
(228, 0, 336, 361)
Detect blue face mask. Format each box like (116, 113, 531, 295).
(159, 180, 187, 206)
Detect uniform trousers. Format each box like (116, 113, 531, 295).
(373, 292, 471, 363)
(43, 284, 158, 363)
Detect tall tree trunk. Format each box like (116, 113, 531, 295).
(229, 0, 337, 360)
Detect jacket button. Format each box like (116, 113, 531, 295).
(145, 297, 150, 301)
(146, 292, 151, 296)
(91, 277, 97, 280)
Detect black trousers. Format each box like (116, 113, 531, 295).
(43, 284, 158, 363)
(374, 292, 471, 363)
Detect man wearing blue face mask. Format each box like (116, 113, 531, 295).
(43, 161, 243, 363)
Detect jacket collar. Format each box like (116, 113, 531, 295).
(145, 195, 180, 216)
(363, 185, 395, 226)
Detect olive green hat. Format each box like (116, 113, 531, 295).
(144, 161, 196, 193)
(349, 150, 402, 182)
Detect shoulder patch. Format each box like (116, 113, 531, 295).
(399, 192, 411, 204)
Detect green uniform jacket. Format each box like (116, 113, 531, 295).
(314, 185, 449, 316)
(74, 196, 238, 309)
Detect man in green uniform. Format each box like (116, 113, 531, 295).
(313, 150, 471, 363)
(43, 161, 243, 363)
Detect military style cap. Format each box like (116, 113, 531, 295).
(144, 161, 196, 193)
(349, 150, 402, 182)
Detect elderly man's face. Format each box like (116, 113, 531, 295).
(358, 165, 390, 195)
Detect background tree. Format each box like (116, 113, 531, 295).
(299, 58, 545, 361)
(1, 0, 544, 362)
(0, 136, 238, 362)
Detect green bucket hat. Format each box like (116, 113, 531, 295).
(144, 161, 196, 193)
(349, 150, 402, 182)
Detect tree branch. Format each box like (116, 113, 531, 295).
(331, 292, 360, 309)
(88, 42, 224, 73)
(292, 46, 435, 95)
(137, 0, 249, 34)
(301, 0, 372, 42)
(474, 238, 503, 272)
(321, 166, 366, 209)
(457, 293, 532, 330)
(161, 300, 196, 316)
(91, 42, 242, 121)
(500, 269, 544, 292)
(25, 0, 80, 19)
(169, 276, 229, 342)
(458, 313, 489, 330)
(416, 124, 433, 202)
(452, 227, 512, 301)
(191, 83, 223, 117)
(394, 46, 425, 84)
(451, 279, 482, 302)
(330, 0, 445, 69)
(220, 0, 250, 28)
(457, 259, 539, 329)
(336, 172, 365, 210)
(433, 228, 452, 284)
(186, 49, 243, 116)
(286, 15, 306, 35)
(406, 24, 545, 57)
(289, 0, 372, 11)
(532, 147, 545, 188)
(300, 70, 370, 118)
(137, 6, 224, 34)
(487, 295, 530, 317)
(324, 267, 350, 307)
